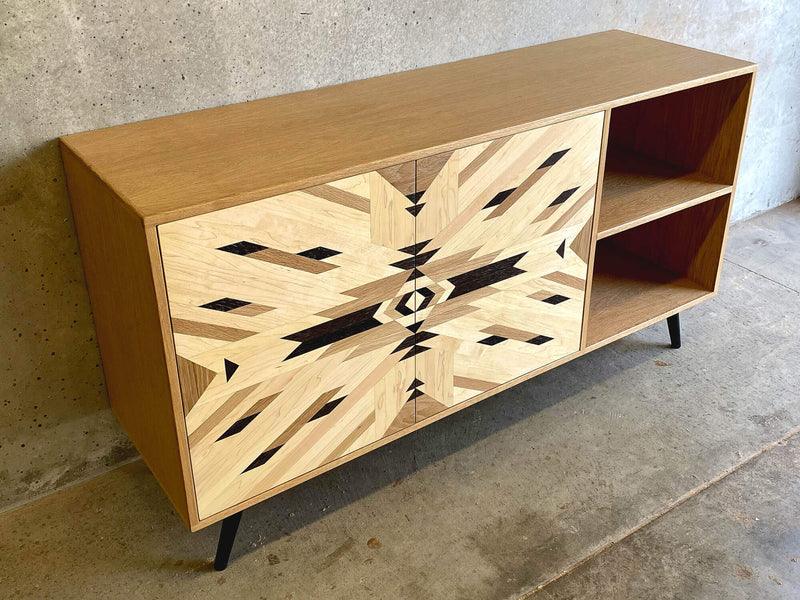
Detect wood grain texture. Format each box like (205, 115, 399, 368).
(159, 165, 422, 519)
(597, 73, 752, 239)
(60, 144, 196, 528)
(57, 33, 756, 533)
(578, 109, 611, 350)
(598, 147, 733, 238)
(60, 30, 754, 225)
(159, 113, 602, 520)
(412, 114, 604, 414)
(585, 243, 713, 348)
(608, 74, 752, 184)
(586, 195, 732, 347)
(610, 194, 732, 291)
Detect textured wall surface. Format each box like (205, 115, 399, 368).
(1, 0, 798, 512)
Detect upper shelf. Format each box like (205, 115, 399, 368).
(596, 72, 752, 239)
(60, 30, 755, 224)
(598, 146, 733, 238)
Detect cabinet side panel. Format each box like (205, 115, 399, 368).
(60, 144, 194, 528)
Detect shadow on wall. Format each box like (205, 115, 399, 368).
(0, 139, 137, 511)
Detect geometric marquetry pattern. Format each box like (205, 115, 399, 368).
(158, 111, 603, 518)
(402, 112, 604, 418)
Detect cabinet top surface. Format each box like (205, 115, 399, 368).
(60, 30, 754, 224)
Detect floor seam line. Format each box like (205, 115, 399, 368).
(723, 257, 800, 294)
(516, 424, 800, 600)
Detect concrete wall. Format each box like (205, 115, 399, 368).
(1, 0, 798, 512)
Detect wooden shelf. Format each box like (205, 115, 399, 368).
(585, 244, 712, 348)
(598, 146, 732, 239)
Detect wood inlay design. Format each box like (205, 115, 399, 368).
(410, 113, 604, 415)
(159, 113, 603, 519)
(160, 166, 420, 518)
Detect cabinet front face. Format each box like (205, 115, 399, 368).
(159, 167, 422, 519)
(159, 112, 602, 519)
(410, 113, 604, 418)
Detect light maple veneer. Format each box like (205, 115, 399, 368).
(60, 30, 755, 531)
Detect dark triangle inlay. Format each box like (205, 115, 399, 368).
(407, 378, 424, 391)
(406, 322, 422, 333)
(407, 268, 424, 281)
(405, 203, 425, 216)
(484, 188, 516, 209)
(400, 344, 431, 361)
(528, 335, 554, 345)
(543, 294, 569, 305)
(478, 335, 507, 346)
(218, 241, 267, 256)
(217, 413, 258, 441)
(393, 335, 417, 354)
(556, 240, 566, 258)
(201, 297, 251, 312)
(224, 359, 239, 381)
(243, 446, 282, 473)
(415, 249, 438, 265)
(399, 240, 431, 255)
(548, 186, 580, 207)
(309, 396, 346, 422)
(539, 148, 570, 169)
(393, 331, 438, 354)
(282, 304, 382, 360)
(405, 191, 425, 204)
(408, 388, 424, 401)
(390, 255, 416, 270)
(447, 253, 527, 299)
(296, 246, 341, 260)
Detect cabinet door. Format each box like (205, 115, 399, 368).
(409, 113, 604, 419)
(159, 167, 421, 519)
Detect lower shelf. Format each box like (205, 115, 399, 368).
(585, 244, 712, 348)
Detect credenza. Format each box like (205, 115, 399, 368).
(60, 30, 755, 570)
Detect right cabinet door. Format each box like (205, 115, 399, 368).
(410, 112, 604, 419)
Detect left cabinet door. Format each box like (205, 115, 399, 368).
(159, 166, 420, 519)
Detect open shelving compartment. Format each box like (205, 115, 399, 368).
(587, 193, 731, 347)
(598, 74, 751, 239)
(586, 73, 753, 349)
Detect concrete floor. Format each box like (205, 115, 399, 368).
(539, 432, 800, 599)
(0, 200, 797, 600)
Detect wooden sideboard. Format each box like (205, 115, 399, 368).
(60, 30, 755, 569)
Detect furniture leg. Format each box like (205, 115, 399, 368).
(667, 314, 681, 349)
(214, 511, 243, 571)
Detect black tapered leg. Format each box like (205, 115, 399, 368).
(214, 511, 243, 571)
(667, 314, 681, 349)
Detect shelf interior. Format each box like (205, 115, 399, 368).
(598, 146, 731, 238)
(585, 194, 732, 348)
(585, 244, 711, 347)
(596, 74, 751, 240)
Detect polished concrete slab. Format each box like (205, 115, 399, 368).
(538, 434, 800, 599)
(1, 206, 798, 599)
